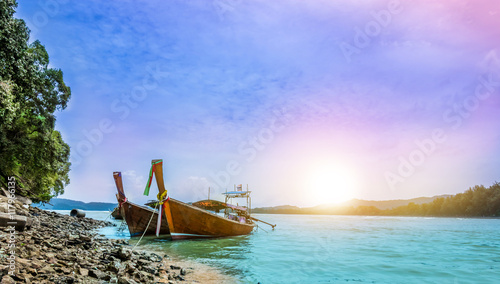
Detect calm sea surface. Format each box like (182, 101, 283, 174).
(56, 210, 500, 283)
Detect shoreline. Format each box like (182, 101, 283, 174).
(143, 250, 238, 284)
(0, 200, 236, 283)
(252, 212, 500, 219)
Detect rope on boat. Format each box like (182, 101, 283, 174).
(104, 210, 113, 221)
(132, 202, 159, 251)
(256, 224, 269, 234)
(117, 220, 127, 232)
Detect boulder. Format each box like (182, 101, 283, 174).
(118, 276, 139, 284)
(117, 247, 132, 260)
(1, 275, 15, 284)
(88, 269, 107, 279)
(0, 212, 32, 231)
(78, 268, 88, 277)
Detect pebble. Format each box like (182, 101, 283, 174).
(0, 202, 195, 283)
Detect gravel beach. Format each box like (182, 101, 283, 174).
(0, 197, 236, 283)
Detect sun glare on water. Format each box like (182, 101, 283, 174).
(305, 164, 358, 205)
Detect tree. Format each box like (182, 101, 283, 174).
(0, 0, 71, 202)
(425, 197, 443, 216)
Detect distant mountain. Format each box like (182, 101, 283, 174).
(317, 195, 452, 210)
(252, 205, 301, 214)
(35, 195, 451, 213)
(34, 198, 117, 211)
(252, 195, 452, 214)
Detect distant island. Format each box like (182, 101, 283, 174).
(34, 198, 117, 211)
(35, 182, 500, 217)
(253, 183, 500, 218)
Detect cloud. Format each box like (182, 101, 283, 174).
(120, 170, 147, 200)
(15, 0, 500, 206)
(173, 176, 213, 202)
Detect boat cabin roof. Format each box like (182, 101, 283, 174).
(223, 191, 251, 197)
(191, 199, 248, 212)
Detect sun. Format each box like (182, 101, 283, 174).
(306, 164, 358, 205)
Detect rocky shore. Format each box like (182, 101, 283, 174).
(0, 199, 211, 283)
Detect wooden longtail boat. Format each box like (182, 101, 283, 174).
(162, 198, 256, 240)
(110, 207, 123, 219)
(148, 159, 257, 240)
(113, 172, 171, 238)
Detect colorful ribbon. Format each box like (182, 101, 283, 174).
(155, 191, 169, 236)
(119, 197, 127, 209)
(143, 160, 162, 196)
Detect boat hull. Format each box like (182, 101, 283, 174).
(111, 207, 123, 219)
(163, 198, 255, 240)
(120, 201, 171, 238)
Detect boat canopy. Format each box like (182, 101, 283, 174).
(223, 191, 251, 196)
(192, 199, 247, 212)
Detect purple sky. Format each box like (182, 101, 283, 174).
(16, 0, 500, 207)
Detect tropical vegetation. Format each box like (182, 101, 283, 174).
(0, 0, 71, 202)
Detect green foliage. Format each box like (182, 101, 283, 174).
(0, 0, 71, 202)
(254, 182, 500, 218)
(350, 205, 381, 215)
(382, 182, 500, 217)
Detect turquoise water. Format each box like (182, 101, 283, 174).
(59, 211, 500, 283)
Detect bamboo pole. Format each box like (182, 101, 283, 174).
(249, 216, 276, 229)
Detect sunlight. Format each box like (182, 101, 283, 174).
(305, 164, 358, 205)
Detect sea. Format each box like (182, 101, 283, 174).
(55, 210, 500, 283)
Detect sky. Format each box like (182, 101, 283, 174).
(15, 0, 500, 207)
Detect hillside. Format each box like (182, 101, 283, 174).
(336, 195, 451, 210)
(253, 195, 452, 214)
(35, 198, 117, 211)
(253, 183, 500, 217)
